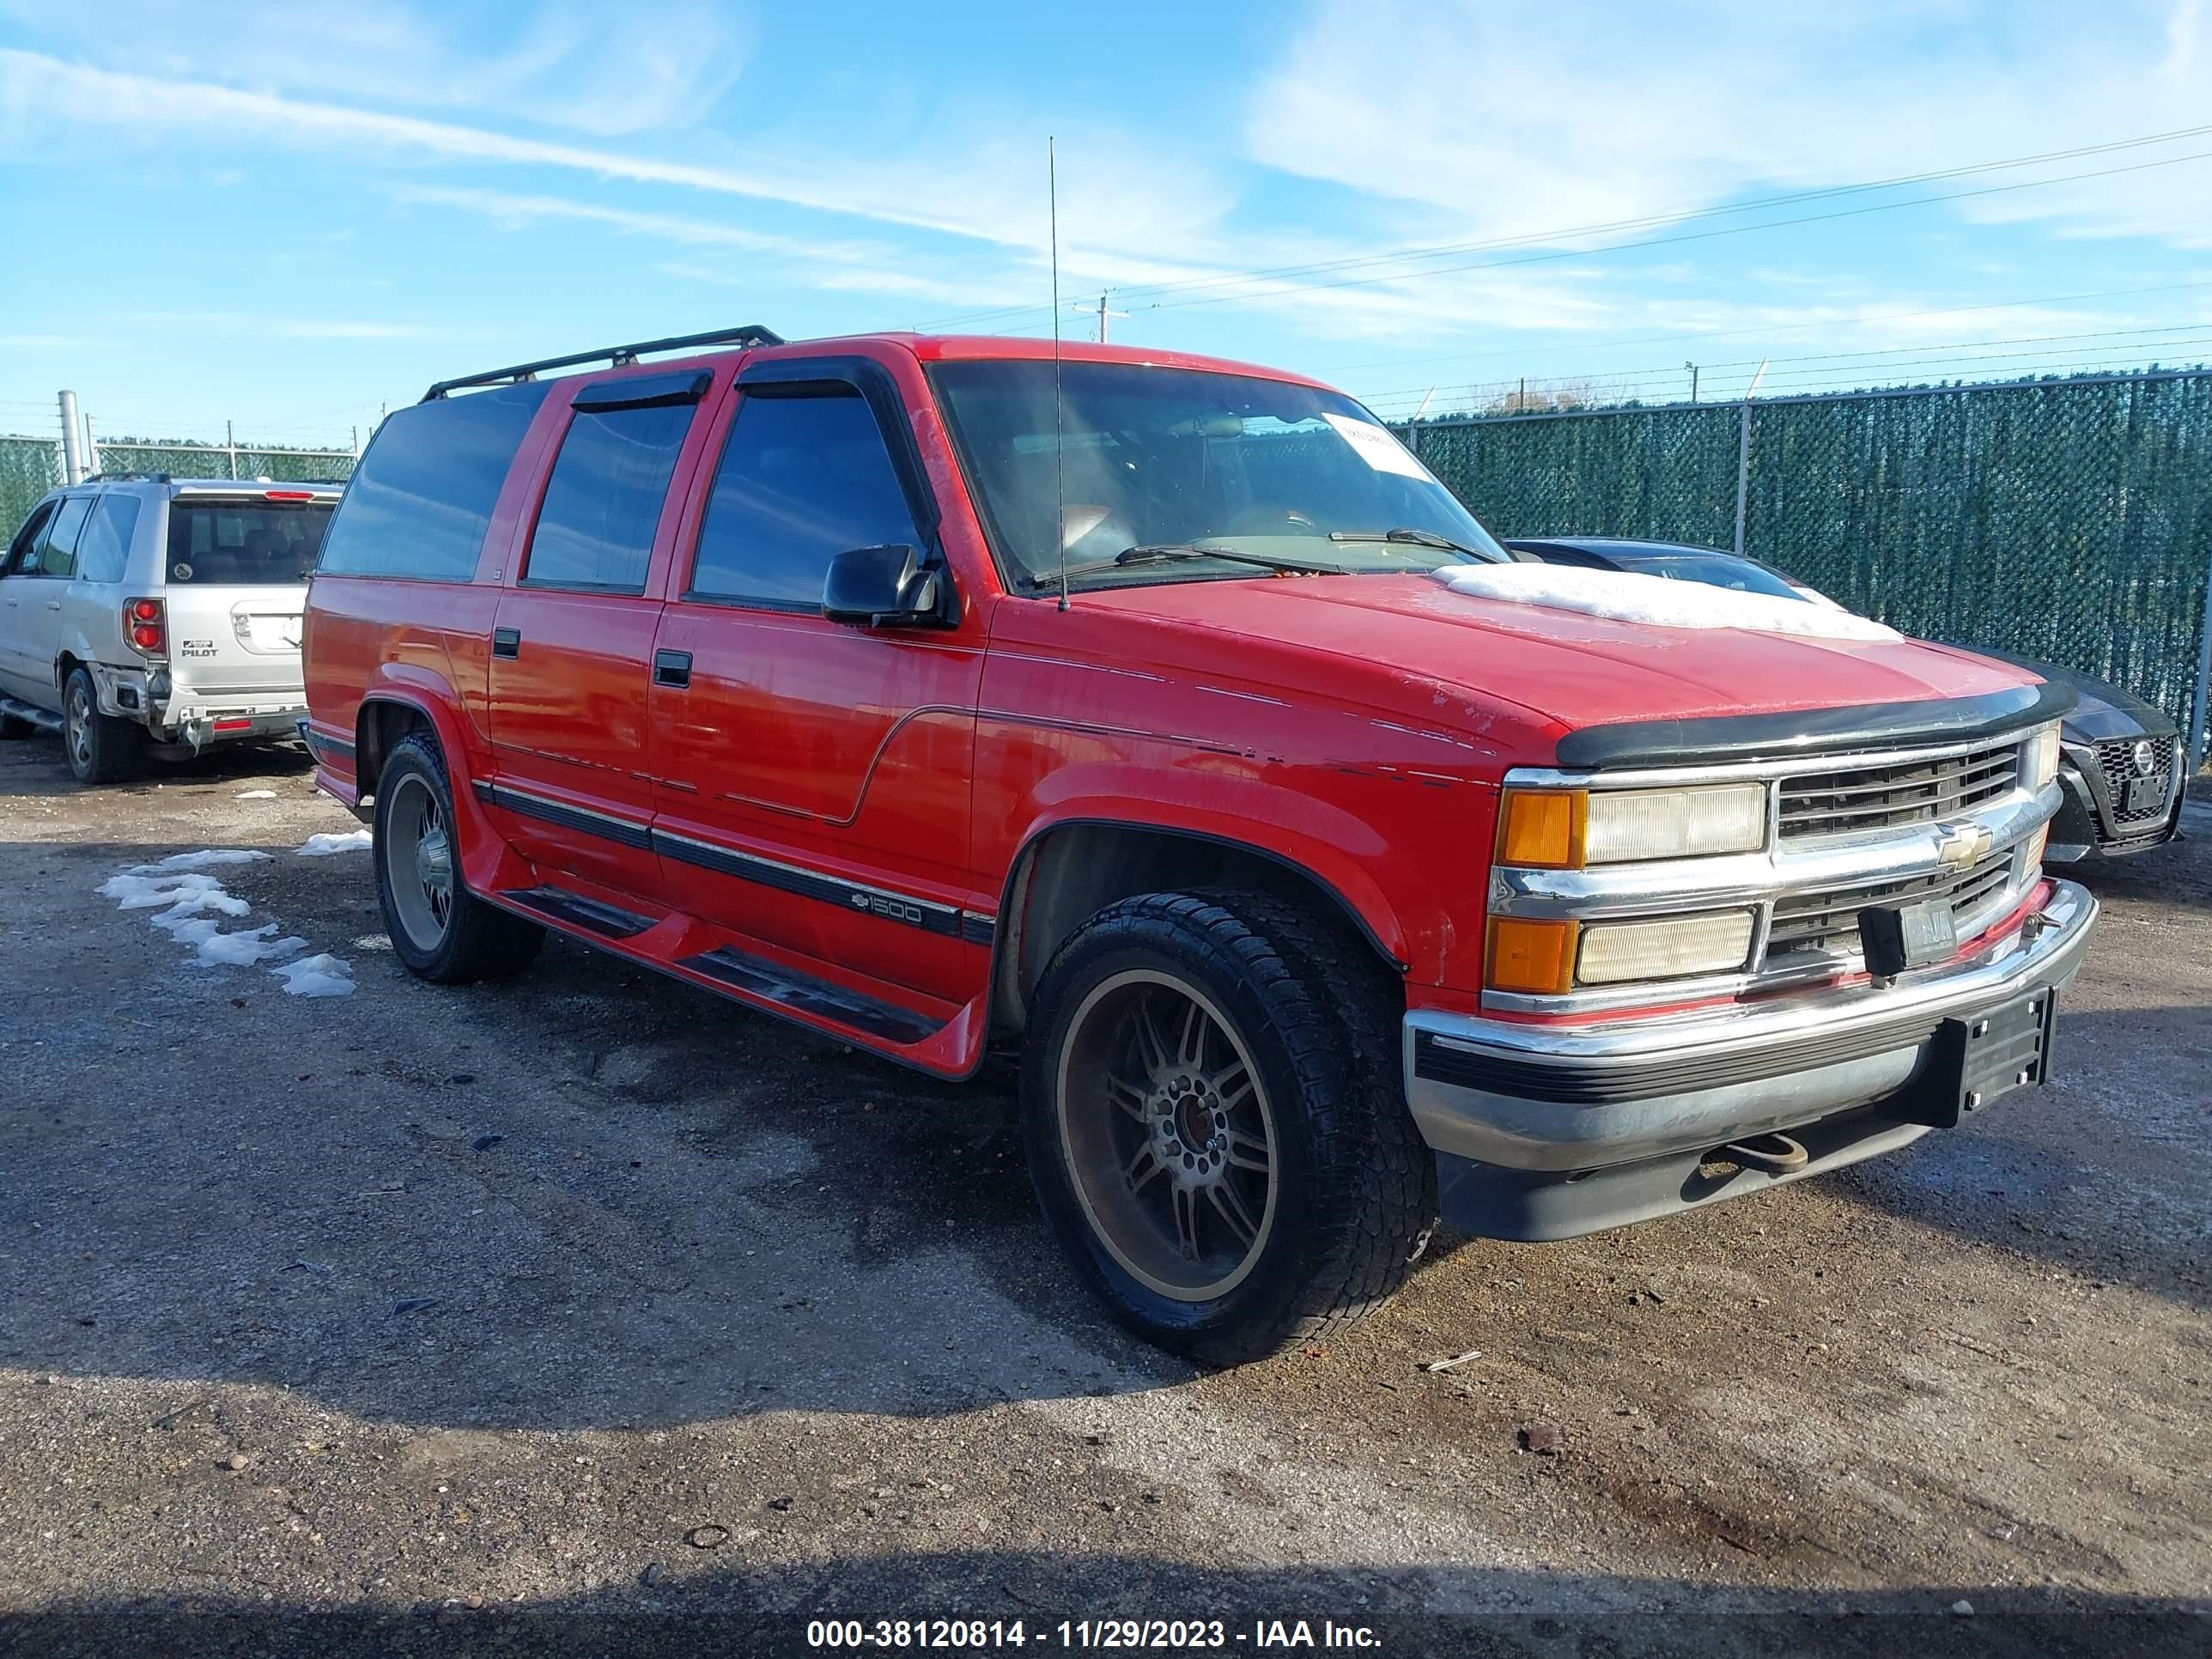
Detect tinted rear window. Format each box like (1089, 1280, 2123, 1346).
(317, 381, 550, 580)
(522, 401, 697, 592)
(167, 501, 331, 584)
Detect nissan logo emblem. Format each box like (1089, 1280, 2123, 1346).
(2130, 738, 2158, 776)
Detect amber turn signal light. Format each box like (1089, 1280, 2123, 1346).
(1497, 788, 1585, 870)
(1486, 916, 1578, 996)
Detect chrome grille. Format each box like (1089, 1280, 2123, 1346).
(1778, 739, 2022, 841)
(1766, 847, 2019, 964)
(2094, 735, 2174, 823)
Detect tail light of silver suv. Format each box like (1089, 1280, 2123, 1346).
(123, 598, 167, 657)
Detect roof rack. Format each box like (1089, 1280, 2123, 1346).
(80, 471, 172, 485)
(421, 324, 787, 402)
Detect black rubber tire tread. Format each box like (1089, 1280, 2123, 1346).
(1022, 888, 1437, 1368)
(64, 666, 142, 784)
(374, 734, 544, 984)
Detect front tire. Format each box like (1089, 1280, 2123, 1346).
(373, 734, 544, 983)
(63, 667, 142, 784)
(1022, 890, 1437, 1367)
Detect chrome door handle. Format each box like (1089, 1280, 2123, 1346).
(45, 600, 61, 611)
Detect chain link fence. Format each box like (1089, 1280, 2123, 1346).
(1400, 369, 2212, 763)
(0, 434, 355, 545)
(0, 436, 63, 539)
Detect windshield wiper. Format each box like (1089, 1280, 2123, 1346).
(1329, 526, 1497, 562)
(1030, 543, 1341, 586)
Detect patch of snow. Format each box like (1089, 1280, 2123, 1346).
(235, 788, 277, 800)
(99, 871, 246, 915)
(195, 925, 307, 968)
(165, 917, 223, 948)
(1429, 563, 1903, 641)
(272, 954, 355, 998)
(296, 830, 374, 857)
(131, 849, 274, 872)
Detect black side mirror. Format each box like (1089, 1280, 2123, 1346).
(822, 544, 945, 627)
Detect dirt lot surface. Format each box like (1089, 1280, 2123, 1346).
(0, 738, 2205, 1657)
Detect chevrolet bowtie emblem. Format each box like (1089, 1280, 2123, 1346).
(1935, 823, 1993, 866)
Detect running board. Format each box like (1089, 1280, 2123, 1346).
(500, 884, 655, 939)
(0, 697, 63, 733)
(678, 946, 944, 1046)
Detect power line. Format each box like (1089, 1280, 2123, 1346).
(913, 120, 2212, 333)
(1138, 145, 2212, 318)
(1357, 323, 2212, 407)
(1324, 276, 2212, 380)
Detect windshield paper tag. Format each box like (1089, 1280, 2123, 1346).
(1323, 412, 1431, 480)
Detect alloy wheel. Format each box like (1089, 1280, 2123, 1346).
(1055, 969, 1278, 1302)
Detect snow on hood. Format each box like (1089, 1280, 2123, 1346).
(1431, 562, 1902, 642)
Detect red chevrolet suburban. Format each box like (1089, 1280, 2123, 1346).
(303, 325, 2097, 1364)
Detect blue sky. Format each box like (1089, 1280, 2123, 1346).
(3, 0, 2210, 450)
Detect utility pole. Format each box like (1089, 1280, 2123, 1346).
(226, 419, 238, 481)
(58, 390, 83, 484)
(1092, 292, 1127, 343)
(1686, 362, 1699, 403)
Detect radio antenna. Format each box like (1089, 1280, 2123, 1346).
(1049, 136, 1070, 611)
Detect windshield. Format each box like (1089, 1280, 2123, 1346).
(932, 360, 1507, 590)
(1624, 552, 1806, 601)
(166, 500, 332, 585)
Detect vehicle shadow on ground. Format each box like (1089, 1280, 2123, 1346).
(5, 831, 1192, 1435)
(0, 733, 311, 799)
(3, 1559, 2204, 1659)
(7, 826, 2203, 1440)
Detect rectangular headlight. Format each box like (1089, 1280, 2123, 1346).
(1577, 910, 1755, 985)
(2021, 724, 2061, 793)
(1583, 784, 1767, 864)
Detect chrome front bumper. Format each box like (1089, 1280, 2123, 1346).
(1404, 880, 2098, 1236)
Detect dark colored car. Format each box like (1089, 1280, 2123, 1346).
(1507, 537, 2185, 861)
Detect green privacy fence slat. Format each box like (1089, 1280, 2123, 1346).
(0, 438, 354, 545)
(1400, 371, 2212, 754)
(0, 436, 63, 540)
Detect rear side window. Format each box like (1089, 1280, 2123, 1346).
(35, 497, 91, 578)
(167, 501, 332, 584)
(317, 381, 550, 580)
(75, 494, 143, 584)
(688, 391, 920, 609)
(522, 401, 698, 592)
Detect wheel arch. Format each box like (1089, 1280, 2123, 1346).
(989, 817, 1407, 1040)
(354, 693, 448, 797)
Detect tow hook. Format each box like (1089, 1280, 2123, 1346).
(1719, 1132, 1809, 1173)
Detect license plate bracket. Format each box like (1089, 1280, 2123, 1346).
(1858, 895, 1959, 976)
(1900, 985, 2059, 1129)
(2123, 774, 2166, 815)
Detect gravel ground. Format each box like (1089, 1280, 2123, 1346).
(0, 738, 2205, 1658)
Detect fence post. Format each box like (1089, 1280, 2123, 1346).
(226, 420, 237, 481)
(82, 412, 98, 478)
(1731, 399, 1752, 556)
(58, 390, 83, 484)
(2189, 544, 2212, 779)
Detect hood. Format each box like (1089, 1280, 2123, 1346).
(1966, 647, 2176, 741)
(1080, 573, 2041, 738)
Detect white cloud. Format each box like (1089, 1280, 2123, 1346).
(0, 0, 752, 137)
(381, 183, 1034, 311)
(1247, 0, 2212, 251)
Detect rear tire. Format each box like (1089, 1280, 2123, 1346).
(1021, 890, 1437, 1367)
(373, 734, 544, 983)
(63, 667, 142, 784)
